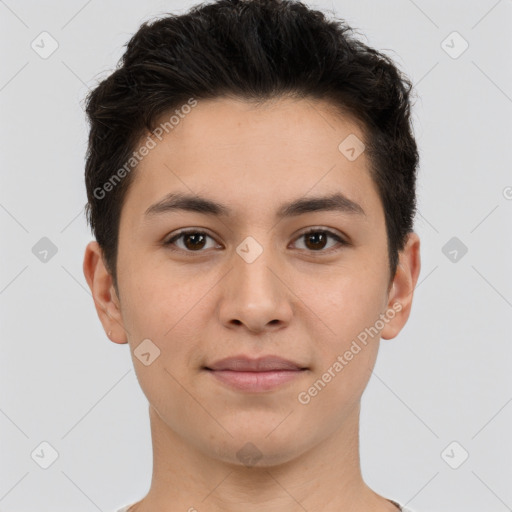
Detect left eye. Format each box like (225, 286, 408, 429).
(164, 229, 346, 253)
(292, 229, 346, 252)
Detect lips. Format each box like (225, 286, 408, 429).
(204, 355, 307, 372)
(203, 356, 308, 392)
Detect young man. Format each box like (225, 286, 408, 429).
(82, 0, 421, 510)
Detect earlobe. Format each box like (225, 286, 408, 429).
(381, 232, 421, 340)
(83, 241, 128, 344)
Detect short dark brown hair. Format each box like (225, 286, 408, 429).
(84, 0, 419, 292)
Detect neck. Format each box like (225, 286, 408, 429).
(131, 402, 396, 512)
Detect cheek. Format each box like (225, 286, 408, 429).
(297, 262, 388, 402)
(119, 273, 202, 414)
(305, 264, 388, 340)
(118, 258, 192, 335)
(298, 277, 384, 409)
(119, 267, 210, 372)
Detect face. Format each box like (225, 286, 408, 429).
(84, 96, 420, 467)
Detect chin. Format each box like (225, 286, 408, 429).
(202, 430, 309, 469)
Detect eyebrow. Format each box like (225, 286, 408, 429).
(144, 191, 365, 219)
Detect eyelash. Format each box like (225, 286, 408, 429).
(163, 228, 348, 255)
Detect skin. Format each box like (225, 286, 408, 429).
(83, 96, 420, 512)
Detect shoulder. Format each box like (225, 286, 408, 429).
(388, 498, 417, 512)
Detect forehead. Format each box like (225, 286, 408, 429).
(121, 96, 380, 226)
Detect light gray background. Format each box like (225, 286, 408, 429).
(1, 1, 511, 511)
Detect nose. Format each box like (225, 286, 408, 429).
(218, 245, 293, 334)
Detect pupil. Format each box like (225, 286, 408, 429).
(185, 233, 205, 250)
(307, 232, 326, 250)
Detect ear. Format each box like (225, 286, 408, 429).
(83, 241, 128, 344)
(381, 232, 421, 340)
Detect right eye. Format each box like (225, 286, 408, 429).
(163, 229, 221, 253)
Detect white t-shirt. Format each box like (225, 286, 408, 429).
(116, 499, 416, 511)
